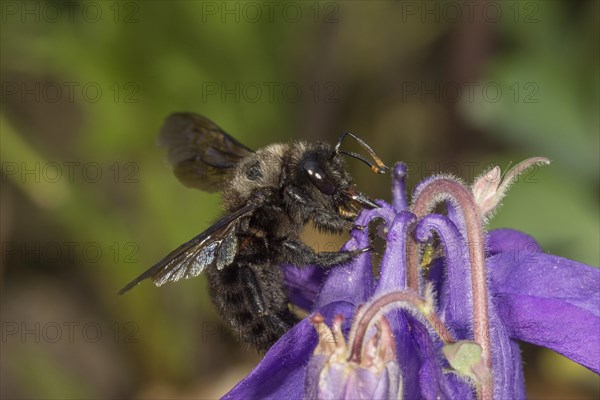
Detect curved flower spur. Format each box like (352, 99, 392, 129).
(225, 158, 600, 400)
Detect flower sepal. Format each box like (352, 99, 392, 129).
(472, 157, 550, 221)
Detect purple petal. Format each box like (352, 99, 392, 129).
(496, 294, 600, 374)
(490, 253, 600, 316)
(281, 264, 327, 311)
(487, 228, 542, 256)
(224, 302, 355, 400)
(374, 211, 416, 295)
(409, 315, 474, 400)
(314, 207, 395, 309)
(314, 239, 373, 309)
(386, 310, 473, 399)
(223, 320, 312, 400)
(490, 253, 600, 373)
(415, 214, 472, 337)
(387, 311, 421, 398)
(488, 299, 526, 399)
(392, 162, 409, 212)
(508, 341, 526, 399)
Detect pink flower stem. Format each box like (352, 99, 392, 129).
(409, 179, 493, 400)
(348, 290, 456, 364)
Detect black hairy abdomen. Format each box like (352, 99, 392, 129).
(205, 262, 298, 353)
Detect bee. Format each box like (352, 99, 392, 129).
(119, 113, 388, 352)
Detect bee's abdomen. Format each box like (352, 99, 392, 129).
(206, 263, 298, 353)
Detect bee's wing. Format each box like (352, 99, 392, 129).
(158, 112, 253, 192)
(118, 204, 256, 295)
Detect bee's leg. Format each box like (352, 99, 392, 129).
(311, 211, 353, 232)
(277, 239, 370, 268)
(238, 266, 267, 316)
(240, 266, 298, 351)
(283, 186, 351, 232)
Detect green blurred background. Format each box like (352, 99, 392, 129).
(1, 1, 598, 398)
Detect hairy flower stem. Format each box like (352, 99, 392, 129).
(348, 291, 455, 364)
(409, 179, 493, 400)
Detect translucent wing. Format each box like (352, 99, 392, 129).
(158, 112, 253, 191)
(118, 204, 255, 295)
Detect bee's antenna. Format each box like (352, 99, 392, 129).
(331, 131, 389, 174)
(338, 150, 380, 172)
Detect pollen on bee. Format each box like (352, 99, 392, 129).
(338, 205, 358, 219)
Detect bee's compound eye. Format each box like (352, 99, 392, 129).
(302, 159, 336, 195)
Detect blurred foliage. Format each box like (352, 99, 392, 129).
(1, 1, 598, 399)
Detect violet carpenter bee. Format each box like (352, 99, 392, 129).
(119, 113, 388, 352)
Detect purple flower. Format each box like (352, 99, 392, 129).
(224, 159, 600, 400)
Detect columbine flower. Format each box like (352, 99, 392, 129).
(224, 160, 599, 400)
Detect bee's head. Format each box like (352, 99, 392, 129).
(294, 141, 383, 220)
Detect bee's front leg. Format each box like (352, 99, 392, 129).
(283, 186, 352, 233)
(276, 239, 370, 268)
